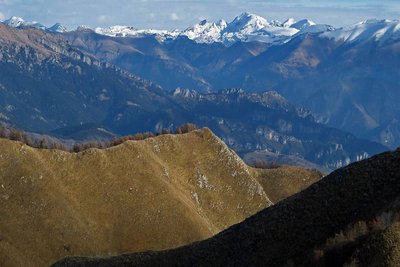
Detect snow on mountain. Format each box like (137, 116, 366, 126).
(290, 19, 316, 30)
(224, 12, 269, 34)
(283, 18, 296, 28)
(3, 16, 46, 30)
(179, 19, 227, 43)
(2, 16, 66, 32)
(47, 23, 68, 33)
(3, 14, 400, 46)
(221, 13, 299, 44)
(76, 25, 91, 31)
(321, 19, 400, 44)
(94, 25, 180, 41)
(4, 16, 25, 27)
(297, 24, 335, 35)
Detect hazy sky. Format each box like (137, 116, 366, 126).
(0, 0, 399, 30)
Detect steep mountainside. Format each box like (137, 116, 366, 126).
(52, 147, 400, 267)
(0, 128, 321, 267)
(0, 23, 186, 134)
(58, 19, 400, 149)
(171, 88, 386, 171)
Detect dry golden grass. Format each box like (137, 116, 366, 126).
(0, 128, 320, 267)
(252, 166, 322, 203)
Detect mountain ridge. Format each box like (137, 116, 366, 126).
(0, 128, 321, 267)
(51, 146, 400, 266)
(3, 13, 400, 46)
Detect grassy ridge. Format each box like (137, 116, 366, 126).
(0, 128, 320, 267)
(51, 147, 400, 266)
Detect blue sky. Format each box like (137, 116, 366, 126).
(0, 0, 399, 30)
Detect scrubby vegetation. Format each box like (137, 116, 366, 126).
(252, 160, 282, 169)
(0, 125, 68, 150)
(0, 123, 198, 153)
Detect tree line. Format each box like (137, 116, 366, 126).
(0, 123, 198, 153)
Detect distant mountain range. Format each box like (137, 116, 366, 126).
(4, 13, 399, 45)
(36, 13, 398, 150)
(0, 22, 386, 171)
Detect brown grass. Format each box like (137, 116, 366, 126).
(0, 128, 319, 267)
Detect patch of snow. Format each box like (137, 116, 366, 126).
(98, 94, 110, 101)
(3, 16, 46, 30)
(321, 19, 400, 44)
(290, 19, 316, 30)
(47, 23, 68, 33)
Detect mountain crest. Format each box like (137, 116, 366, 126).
(227, 12, 269, 33)
(47, 23, 68, 33)
(4, 16, 25, 27)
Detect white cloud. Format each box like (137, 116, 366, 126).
(169, 12, 180, 21)
(0, 12, 5, 21)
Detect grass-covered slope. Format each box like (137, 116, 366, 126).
(52, 147, 400, 267)
(0, 128, 320, 267)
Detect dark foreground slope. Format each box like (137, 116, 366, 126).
(53, 147, 400, 266)
(0, 128, 321, 267)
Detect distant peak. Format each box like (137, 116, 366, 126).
(283, 18, 296, 27)
(234, 12, 267, 23)
(6, 16, 24, 21)
(237, 12, 257, 18)
(4, 16, 25, 27)
(227, 12, 269, 33)
(76, 25, 91, 31)
(3, 16, 46, 30)
(290, 19, 316, 30)
(357, 19, 395, 25)
(48, 23, 68, 33)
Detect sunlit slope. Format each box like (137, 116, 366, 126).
(0, 128, 320, 267)
(55, 147, 400, 267)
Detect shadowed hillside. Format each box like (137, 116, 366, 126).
(52, 147, 400, 266)
(0, 128, 321, 267)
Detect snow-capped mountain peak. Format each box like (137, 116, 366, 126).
(180, 19, 227, 43)
(3, 14, 400, 47)
(47, 23, 68, 33)
(94, 25, 180, 41)
(4, 16, 25, 27)
(321, 19, 400, 44)
(290, 19, 316, 30)
(226, 12, 269, 33)
(2, 16, 59, 31)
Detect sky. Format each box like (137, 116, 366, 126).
(0, 0, 399, 30)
